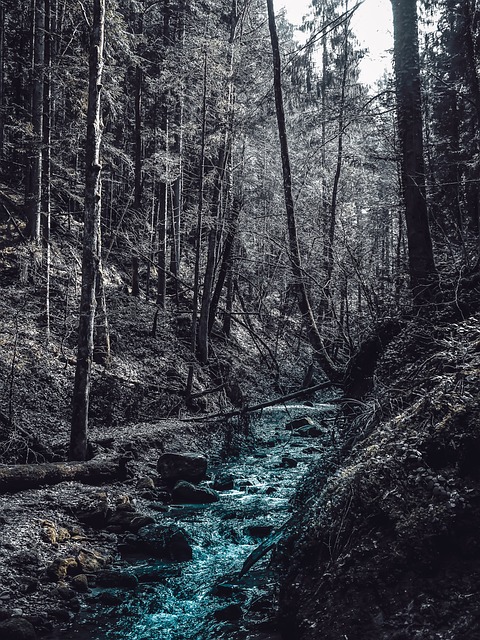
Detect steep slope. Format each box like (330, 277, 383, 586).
(277, 315, 480, 639)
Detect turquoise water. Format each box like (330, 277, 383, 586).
(67, 403, 337, 640)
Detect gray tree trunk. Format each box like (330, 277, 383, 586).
(69, 0, 105, 461)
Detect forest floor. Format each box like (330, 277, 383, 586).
(0, 224, 311, 639)
(276, 312, 480, 640)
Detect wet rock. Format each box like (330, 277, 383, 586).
(48, 608, 71, 622)
(238, 479, 253, 490)
(106, 510, 136, 530)
(246, 524, 274, 538)
(211, 583, 236, 598)
(281, 456, 298, 468)
(136, 477, 155, 490)
(285, 417, 314, 430)
(71, 574, 89, 593)
(76, 549, 107, 574)
(132, 565, 182, 583)
(213, 473, 234, 491)
(142, 489, 171, 502)
(137, 523, 193, 561)
(129, 515, 155, 533)
(97, 591, 125, 606)
(96, 570, 139, 589)
(295, 424, 325, 438)
(157, 452, 208, 484)
(172, 480, 220, 504)
(214, 603, 243, 622)
(46, 557, 78, 582)
(55, 585, 75, 601)
(0, 617, 37, 640)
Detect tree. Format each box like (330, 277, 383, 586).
(391, 0, 437, 303)
(266, 0, 340, 382)
(69, 0, 105, 461)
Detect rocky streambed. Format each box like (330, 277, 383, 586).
(66, 403, 337, 640)
(0, 401, 338, 640)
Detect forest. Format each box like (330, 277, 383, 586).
(1, 0, 480, 638)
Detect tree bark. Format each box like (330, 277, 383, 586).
(266, 0, 340, 382)
(191, 50, 208, 356)
(391, 0, 437, 303)
(70, 0, 105, 461)
(25, 0, 45, 242)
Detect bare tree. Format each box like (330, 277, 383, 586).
(69, 0, 105, 461)
(266, 0, 340, 382)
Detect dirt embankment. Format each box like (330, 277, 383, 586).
(276, 316, 480, 640)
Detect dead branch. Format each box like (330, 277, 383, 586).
(181, 381, 340, 422)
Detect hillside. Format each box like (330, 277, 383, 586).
(276, 314, 480, 639)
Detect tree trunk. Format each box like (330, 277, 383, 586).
(25, 0, 45, 242)
(43, 0, 52, 343)
(191, 50, 208, 356)
(69, 0, 105, 462)
(0, 458, 128, 494)
(266, 0, 340, 382)
(208, 194, 241, 335)
(0, 4, 5, 159)
(198, 147, 229, 363)
(391, 0, 437, 303)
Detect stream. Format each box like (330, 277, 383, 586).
(69, 401, 337, 640)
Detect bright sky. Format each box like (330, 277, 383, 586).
(279, 0, 393, 86)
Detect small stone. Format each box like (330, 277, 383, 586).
(47, 557, 78, 582)
(136, 477, 155, 490)
(213, 474, 234, 491)
(48, 608, 70, 622)
(71, 574, 89, 593)
(56, 528, 71, 543)
(41, 525, 57, 545)
(281, 456, 298, 468)
(55, 586, 75, 601)
(76, 549, 106, 574)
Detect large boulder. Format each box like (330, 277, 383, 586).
(0, 618, 37, 640)
(157, 452, 207, 484)
(172, 481, 220, 504)
(137, 524, 193, 561)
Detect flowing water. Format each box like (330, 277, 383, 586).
(68, 402, 337, 640)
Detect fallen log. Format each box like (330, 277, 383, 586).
(181, 381, 341, 423)
(0, 457, 129, 494)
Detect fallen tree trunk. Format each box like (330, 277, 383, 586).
(181, 381, 341, 423)
(0, 457, 129, 494)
